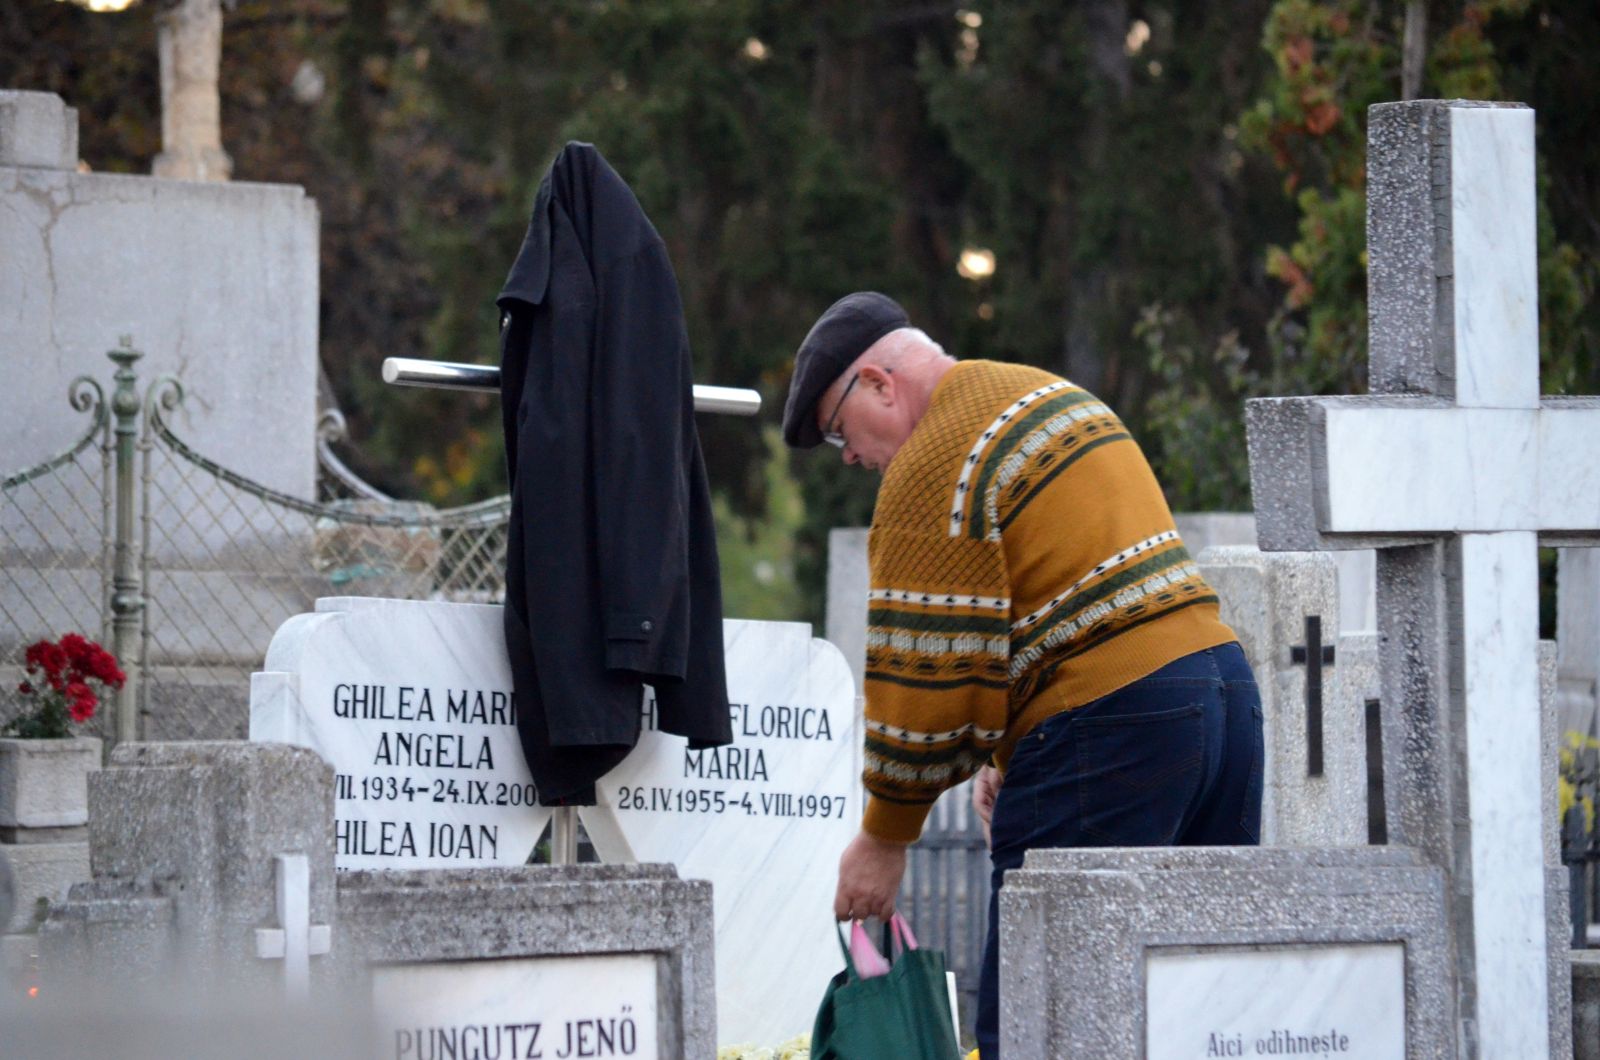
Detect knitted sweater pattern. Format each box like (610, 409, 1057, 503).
(860, 360, 1236, 842)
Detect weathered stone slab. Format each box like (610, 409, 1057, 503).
(1558, 547, 1600, 741)
(2, 840, 88, 934)
(336, 864, 716, 1059)
(999, 847, 1452, 1058)
(44, 741, 334, 993)
(824, 527, 870, 690)
(0, 91, 77, 170)
(1199, 547, 1364, 845)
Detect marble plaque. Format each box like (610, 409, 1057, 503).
(253, 602, 860, 1045)
(1145, 943, 1404, 1060)
(250, 597, 552, 869)
(372, 953, 657, 1060)
(593, 619, 859, 1047)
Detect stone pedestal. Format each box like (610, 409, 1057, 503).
(0, 736, 97, 993)
(0, 737, 100, 831)
(40, 741, 333, 993)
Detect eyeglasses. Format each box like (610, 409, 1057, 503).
(822, 372, 861, 449)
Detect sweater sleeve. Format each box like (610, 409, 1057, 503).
(859, 525, 1012, 843)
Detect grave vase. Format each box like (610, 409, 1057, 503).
(0, 737, 101, 830)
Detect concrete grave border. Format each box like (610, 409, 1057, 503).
(334, 864, 717, 1058)
(1000, 847, 1451, 1058)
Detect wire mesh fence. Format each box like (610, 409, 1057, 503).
(0, 377, 115, 742)
(1, 355, 510, 745)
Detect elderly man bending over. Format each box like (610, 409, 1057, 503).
(781, 292, 1263, 1059)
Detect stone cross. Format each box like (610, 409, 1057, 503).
(152, 0, 233, 182)
(1247, 100, 1600, 1055)
(253, 854, 331, 1001)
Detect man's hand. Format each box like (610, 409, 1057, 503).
(833, 830, 909, 922)
(972, 765, 1000, 846)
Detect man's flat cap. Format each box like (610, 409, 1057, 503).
(782, 292, 910, 449)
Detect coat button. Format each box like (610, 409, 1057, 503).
(640, 620, 653, 632)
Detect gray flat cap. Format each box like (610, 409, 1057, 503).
(782, 292, 910, 449)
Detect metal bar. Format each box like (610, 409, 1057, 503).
(107, 340, 145, 751)
(381, 358, 762, 417)
(551, 806, 579, 866)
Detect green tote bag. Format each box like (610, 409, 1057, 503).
(811, 915, 963, 1060)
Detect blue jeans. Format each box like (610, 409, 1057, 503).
(973, 642, 1263, 1058)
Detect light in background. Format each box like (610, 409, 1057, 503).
(957, 247, 996, 282)
(58, 0, 139, 10)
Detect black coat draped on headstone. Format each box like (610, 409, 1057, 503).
(496, 142, 732, 805)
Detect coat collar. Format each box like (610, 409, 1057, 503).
(497, 171, 553, 308)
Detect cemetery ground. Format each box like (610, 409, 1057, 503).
(4, 39, 1600, 1060)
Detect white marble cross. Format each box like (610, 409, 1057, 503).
(253, 854, 332, 1001)
(1247, 101, 1600, 1054)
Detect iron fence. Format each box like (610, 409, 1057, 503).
(904, 778, 990, 1040)
(1562, 732, 1600, 947)
(0, 373, 114, 743)
(1, 343, 510, 746)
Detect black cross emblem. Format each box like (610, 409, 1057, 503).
(1290, 614, 1336, 777)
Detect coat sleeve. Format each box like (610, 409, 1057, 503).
(589, 240, 693, 681)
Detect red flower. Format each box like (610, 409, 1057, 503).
(37, 643, 67, 680)
(8, 635, 120, 736)
(60, 633, 91, 666)
(87, 648, 125, 688)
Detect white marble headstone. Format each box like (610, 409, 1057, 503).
(371, 953, 658, 1060)
(593, 620, 858, 1047)
(252, 602, 860, 1047)
(250, 597, 551, 870)
(1146, 943, 1404, 1060)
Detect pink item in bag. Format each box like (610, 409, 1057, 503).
(849, 915, 922, 979)
(848, 920, 892, 978)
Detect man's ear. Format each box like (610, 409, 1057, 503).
(859, 364, 895, 404)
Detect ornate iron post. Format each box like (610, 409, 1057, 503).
(108, 338, 145, 749)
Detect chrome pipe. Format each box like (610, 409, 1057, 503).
(382, 357, 762, 417)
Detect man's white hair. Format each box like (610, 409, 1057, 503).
(869, 326, 946, 367)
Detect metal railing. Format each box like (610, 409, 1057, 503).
(2, 342, 514, 748)
(1562, 732, 1600, 947)
(904, 779, 990, 1038)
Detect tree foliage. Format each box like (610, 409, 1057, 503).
(1242, 0, 1595, 404)
(3, 0, 1596, 624)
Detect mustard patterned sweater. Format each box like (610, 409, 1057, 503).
(860, 360, 1237, 843)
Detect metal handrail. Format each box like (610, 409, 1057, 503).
(381, 357, 762, 417)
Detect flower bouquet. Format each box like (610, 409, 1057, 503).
(6, 634, 125, 739)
